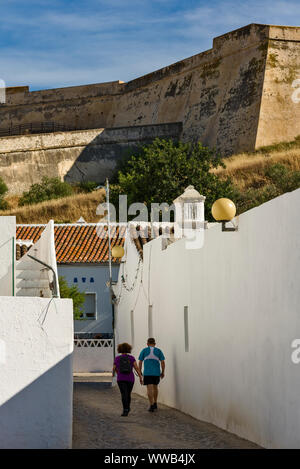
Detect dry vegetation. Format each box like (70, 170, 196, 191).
(212, 138, 300, 190)
(1, 137, 299, 224)
(0, 189, 105, 224)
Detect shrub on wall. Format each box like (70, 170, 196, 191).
(111, 140, 300, 220)
(19, 177, 73, 206)
(76, 181, 100, 193)
(58, 276, 85, 320)
(110, 138, 236, 221)
(236, 163, 300, 214)
(0, 177, 8, 210)
(264, 163, 300, 193)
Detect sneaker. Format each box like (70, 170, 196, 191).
(148, 405, 155, 412)
(153, 403, 157, 410)
(121, 410, 129, 417)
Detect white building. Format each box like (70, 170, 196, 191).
(0, 217, 73, 449)
(16, 223, 125, 337)
(114, 188, 300, 449)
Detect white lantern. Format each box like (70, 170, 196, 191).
(173, 185, 206, 229)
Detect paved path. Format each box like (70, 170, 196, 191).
(72, 379, 259, 449)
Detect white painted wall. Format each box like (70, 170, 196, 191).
(0, 216, 15, 296)
(58, 264, 119, 334)
(16, 220, 59, 298)
(0, 296, 73, 449)
(73, 346, 113, 372)
(115, 189, 300, 449)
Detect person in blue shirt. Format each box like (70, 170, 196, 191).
(138, 338, 165, 412)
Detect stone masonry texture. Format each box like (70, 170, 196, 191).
(0, 23, 299, 192)
(0, 123, 181, 194)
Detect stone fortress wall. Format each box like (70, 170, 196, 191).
(0, 123, 181, 194)
(0, 23, 299, 192)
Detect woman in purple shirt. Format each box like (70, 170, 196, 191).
(113, 343, 143, 416)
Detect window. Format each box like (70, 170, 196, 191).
(73, 277, 78, 283)
(81, 292, 97, 320)
(130, 310, 134, 346)
(82, 277, 86, 283)
(184, 306, 189, 352)
(148, 305, 153, 338)
(90, 277, 95, 283)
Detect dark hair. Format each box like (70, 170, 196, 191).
(147, 338, 156, 345)
(117, 342, 132, 354)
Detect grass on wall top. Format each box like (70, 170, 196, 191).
(0, 136, 299, 224)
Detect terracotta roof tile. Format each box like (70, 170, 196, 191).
(16, 222, 171, 263)
(16, 224, 126, 264)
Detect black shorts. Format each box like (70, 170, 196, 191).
(143, 375, 160, 385)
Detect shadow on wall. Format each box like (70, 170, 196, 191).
(0, 355, 73, 449)
(0, 237, 14, 296)
(64, 123, 183, 185)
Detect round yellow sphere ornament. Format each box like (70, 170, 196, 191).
(211, 198, 236, 221)
(111, 245, 125, 259)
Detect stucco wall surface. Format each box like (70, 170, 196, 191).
(73, 347, 113, 373)
(115, 189, 300, 448)
(58, 264, 119, 334)
(0, 296, 73, 449)
(0, 216, 15, 296)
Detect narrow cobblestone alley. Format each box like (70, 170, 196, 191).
(72, 377, 259, 449)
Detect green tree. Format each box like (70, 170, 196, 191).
(110, 138, 236, 221)
(19, 177, 73, 206)
(58, 276, 85, 320)
(0, 177, 8, 210)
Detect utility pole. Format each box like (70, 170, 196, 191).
(106, 178, 116, 361)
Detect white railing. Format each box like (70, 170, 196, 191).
(74, 339, 113, 348)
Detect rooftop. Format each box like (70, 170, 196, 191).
(16, 223, 126, 264)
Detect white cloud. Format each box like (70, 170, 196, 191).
(183, 1, 300, 36)
(0, 0, 298, 90)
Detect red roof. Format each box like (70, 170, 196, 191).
(16, 224, 126, 264)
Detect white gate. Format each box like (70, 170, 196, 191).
(73, 338, 113, 372)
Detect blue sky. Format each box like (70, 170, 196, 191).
(0, 0, 299, 90)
